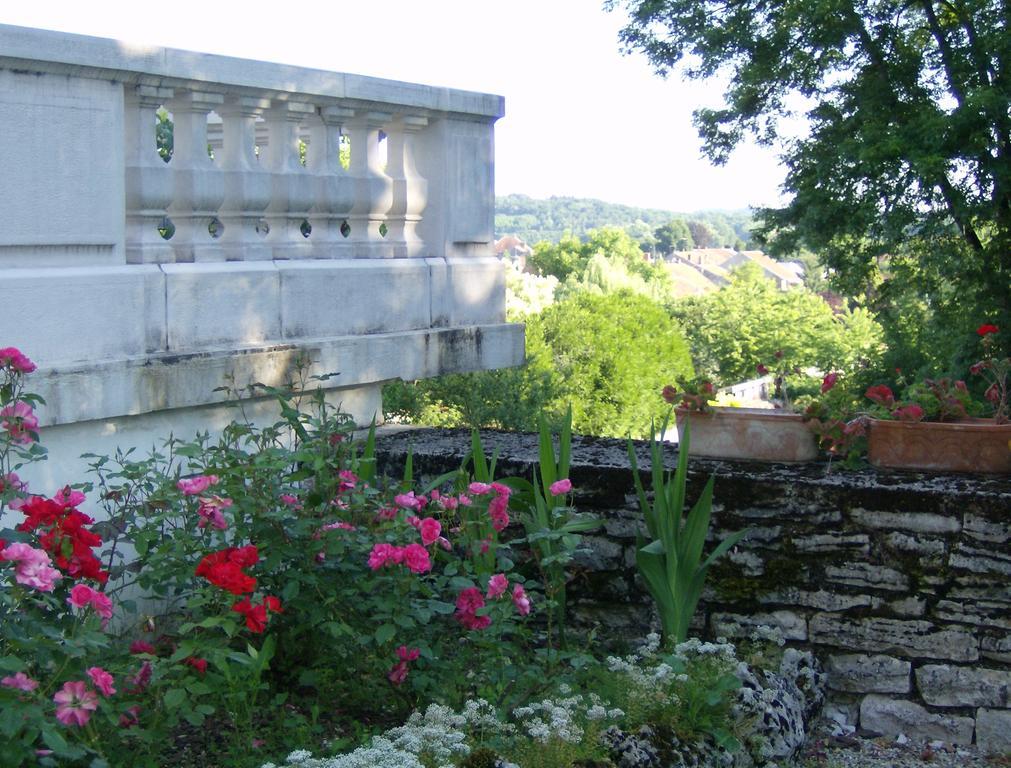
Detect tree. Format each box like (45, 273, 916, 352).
(686, 220, 716, 249)
(654, 218, 693, 253)
(610, 0, 1011, 355)
(671, 263, 885, 385)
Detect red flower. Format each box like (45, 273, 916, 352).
(18, 496, 108, 583)
(977, 324, 1000, 336)
(661, 384, 678, 404)
(196, 547, 259, 595)
(263, 595, 283, 613)
(892, 404, 925, 422)
(232, 598, 268, 633)
(865, 385, 895, 408)
(756, 363, 769, 376)
(821, 372, 839, 394)
(129, 641, 157, 656)
(184, 657, 208, 675)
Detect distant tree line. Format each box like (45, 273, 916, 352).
(495, 194, 754, 251)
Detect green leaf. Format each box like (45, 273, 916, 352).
(163, 688, 186, 710)
(374, 623, 397, 646)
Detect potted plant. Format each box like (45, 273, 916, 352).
(664, 362, 819, 463)
(864, 324, 1011, 474)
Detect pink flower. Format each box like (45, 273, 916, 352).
(418, 517, 441, 546)
(396, 645, 420, 662)
(394, 492, 425, 511)
(68, 583, 98, 609)
(1, 671, 38, 692)
(197, 495, 232, 530)
(0, 542, 61, 592)
(119, 705, 141, 728)
(549, 478, 572, 496)
(489, 495, 510, 532)
(0, 347, 36, 374)
(512, 583, 531, 616)
(0, 401, 39, 445)
(129, 641, 157, 656)
(402, 543, 432, 574)
(985, 383, 1000, 404)
(468, 482, 492, 496)
(90, 592, 113, 621)
(320, 520, 355, 532)
(387, 661, 409, 685)
(821, 372, 839, 394)
(375, 506, 398, 521)
(52, 487, 86, 508)
(455, 587, 491, 631)
(338, 470, 358, 492)
(368, 543, 401, 570)
(487, 573, 509, 599)
(53, 681, 98, 727)
(129, 662, 152, 693)
(86, 667, 116, 697)
(177, 475, 219, 495)
(491, 482, 511, 497)
(437, 536, 452, 551)
(279, 494, 302, 509)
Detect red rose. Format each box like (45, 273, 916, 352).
(184, 657, 208, 675)
(231, 598, 268, 633)
(821, 372, 839, 394)
(977, 323, 999, 336)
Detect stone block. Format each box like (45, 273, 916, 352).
(859, 695, 974, 744)
(809, 615, 978, 661)
(758, 588, 881, 612)
(825, 654, 911, 694)
(277, 260, 431, 338)
(794, 533, 870, 554)
(950, 544, 1011, 576)
(884, 532, 947, 558)
(824, 562, 910, 592)
(981, 634, 1011, 663)
(933, 599, 1011, 629)
(710, 610, 807, 641)
(849, 509, 961, 534)
(0, 266, 165, 367)
(976, 708, 1011, 755)
(888, 597, 926, 617)
(963, 513, 1011, 544)
(916, 665, 1011, 707)
(164, 262, 280, 350)
(572, 536, 625, 572)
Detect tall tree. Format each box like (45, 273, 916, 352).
(654, 218, 693, 253)
(687, 220, 716, 249)
(609, 0, 1011, 348)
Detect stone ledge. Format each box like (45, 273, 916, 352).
(34, 324, 524, 427)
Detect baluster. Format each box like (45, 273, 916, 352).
(166, 90, 225, 262)
(262, 100, 315, 260)
(217, 95, 272, 261)
(124, 85, 175, 264)
(385, 115, 429, 258)
(345, 112, 394, 258)
(308, 106, 355, 259)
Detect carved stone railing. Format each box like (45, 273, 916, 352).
(0, 24, 523, 487)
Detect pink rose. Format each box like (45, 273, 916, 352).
(402, 543, 432, 574)
(368, 543, 401, 571)
(549, 478, 572, 496)
(1, 542, 61, 592)
(489, 495, 510, 532)
(512, 583, 531, 616)
(197, 495, 232, 530)
(0, 401, 39, 445)
(0, 347, 36, 374)
(455, 587, 491, 630)
(394, 492, 425, 511)
(418, 518, 441, 546)
(338, 470, 358, 492)
(53, 681, 98, 727)
(468, 482, 492, 496)
(487, 573, 509, 599)
(1, 671, 38, 692)
(86, 667, 116, 697)
(177, 475, 219, 495)
(68, 584, 98, 609)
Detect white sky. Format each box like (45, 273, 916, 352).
(0, 0, 788, 213)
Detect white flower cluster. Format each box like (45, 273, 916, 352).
(261, 740, 426, 768)
(512, 691, 622, 745)
(461, 698, 515, 736)
(748, 624, 787, 647)
(384, 703, 471, 764)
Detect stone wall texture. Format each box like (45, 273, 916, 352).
(376, 427, 1011, 753)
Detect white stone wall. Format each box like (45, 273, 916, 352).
(0, 24, 523, 491)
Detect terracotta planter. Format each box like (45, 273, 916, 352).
(867, 418, 1011, 474)
(675, 407, 818, 463)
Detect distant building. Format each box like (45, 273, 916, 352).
(663, 247, 804, 293)
(495, 235, 533, 271)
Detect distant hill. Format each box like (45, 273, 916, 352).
(495, 193, 756, 248)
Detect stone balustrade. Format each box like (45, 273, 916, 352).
(0, 24, 523, 487)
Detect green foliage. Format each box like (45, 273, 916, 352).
(672, 263, 884, 386)
(610, 0, 1011, 363)
(385, 290, 694, 439)
(654, 218, 693, 253)
(627, 421, 747, 646)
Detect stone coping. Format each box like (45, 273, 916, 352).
(374, 427, 1011, 496)
(0, 23, 504, 119)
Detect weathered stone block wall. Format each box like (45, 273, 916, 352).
(376, 427, 1011, 752)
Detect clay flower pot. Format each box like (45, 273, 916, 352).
(675, 407, 819, 463)
(866, 418, 1011, 474)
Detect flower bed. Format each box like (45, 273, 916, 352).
(0, 348, 823, 767)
